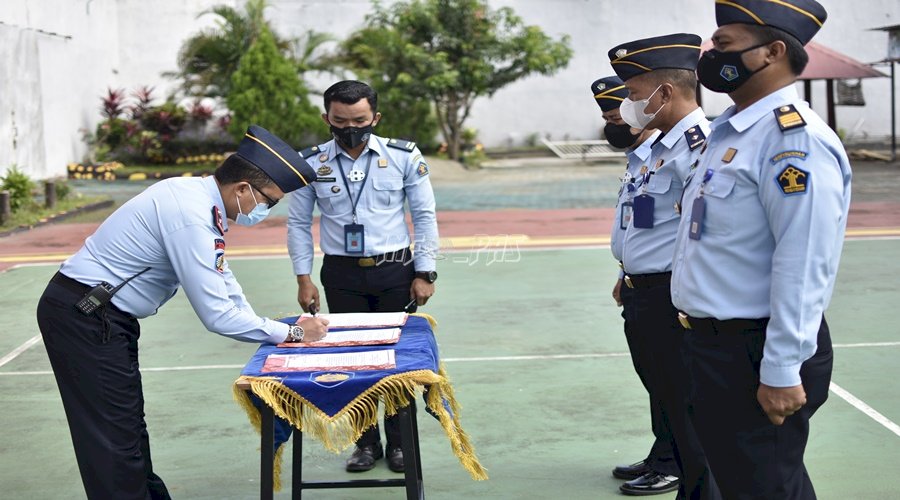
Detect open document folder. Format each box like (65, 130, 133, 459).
(297, 312, 408, 329)
(262, 349, 396, 372)
(276, 328, 401, 348)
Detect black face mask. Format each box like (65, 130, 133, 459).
(331, 122, 374, 149)
(696, 42, 770, 93)
(604, 122, 639, 149)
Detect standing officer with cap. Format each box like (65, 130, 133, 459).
(591, 74, 670, 484)
(287, 80, 439, 474)
(671, 0, 851, 498)
(35, 125, 329, 499)
(605, 34, 712, 497)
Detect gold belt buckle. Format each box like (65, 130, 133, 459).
(358, 257, 376, 267)
(624, 275, 634, 289)
(678, 312, 692, 329)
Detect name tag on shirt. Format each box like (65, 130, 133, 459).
(619, 200, 633, 230)
(689, 197, 706, 240)
(632, 194, 655, 229)
(344, 223, 365, 254)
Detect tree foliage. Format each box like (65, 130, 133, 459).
(226, 26, 326, 147)
(172, 0, 280, 98)
(339, 0, 572, 159)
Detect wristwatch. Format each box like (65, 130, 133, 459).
(415, 271, 438, 283)
(287, 325, 304, 342)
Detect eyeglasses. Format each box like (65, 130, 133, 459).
(248, 183, 279, 209)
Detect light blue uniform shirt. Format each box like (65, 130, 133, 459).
(611, 130, 660, 265)
(671, 85, 852, 387)
(60, 176, 290, 343)
(288, 136, 439, 276)
(621, 108, 710, 275)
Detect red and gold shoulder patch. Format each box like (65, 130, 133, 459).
(211, 206, 225, 236)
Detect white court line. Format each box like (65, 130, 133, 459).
(829, 382, 900, 438)
(3, 346, 900, 438)
(0, 335, 41, 369)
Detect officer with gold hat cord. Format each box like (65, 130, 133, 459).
(35, 125, 329, 499)
(604, 33, 713, 497)
(287, 80, 439, 474)
(671, 0, 851, 498)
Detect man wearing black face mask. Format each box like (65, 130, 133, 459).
(604, 35, 714, 497)
(287, 80, 440, 474)
(672, 1, 851, 498)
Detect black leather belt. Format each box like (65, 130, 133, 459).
(50, 272, 132, 317)
(624, 271, 671, 289)
(677, 312, 768, 333)
(324, 248, 411, 268)
(50, 272, 92, 294)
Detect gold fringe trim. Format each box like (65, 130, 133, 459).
(233, 369, 488, 487)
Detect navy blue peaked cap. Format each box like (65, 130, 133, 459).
(608, 33, 703, 82)
(714, 0, 826, 45)
(235, 125, 316, 193)
(591, 76, 628, 111)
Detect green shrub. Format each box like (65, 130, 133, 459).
(1, 166, 37, 212)
(54, 180, 71, 201)
(226, 26, 326, 147)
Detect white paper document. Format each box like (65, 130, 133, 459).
(263, 349, 397, 372)
(300, 312, 409, 329)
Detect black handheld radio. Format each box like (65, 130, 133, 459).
(74, 267, 151, 316)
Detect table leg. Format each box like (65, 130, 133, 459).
(260, 404, 275, 500)
(398, 400, 424, 499)
(292, 424, 303, 500)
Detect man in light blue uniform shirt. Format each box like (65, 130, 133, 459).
(606, 34, 712, 497)
(36, 126, 328, 500)
(287, 80, 439, 473)
(671, 0, 851, 498)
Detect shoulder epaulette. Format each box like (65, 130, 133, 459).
(300, 145, 322, 159)
(774, 104, 806, 132)
(684, 126, 706, 151)
(386, 138, 416, 152)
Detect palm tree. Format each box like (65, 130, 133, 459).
(168, 0, 336, 100)
(170, 0, 284, 98)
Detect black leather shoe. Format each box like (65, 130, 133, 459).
(612, 459, 652, 480)
(620, 472, 680, 496)
(345, 443, 384, 472)
(386, 446, 405, 473)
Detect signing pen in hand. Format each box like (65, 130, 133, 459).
(403, 298, 417, 312)
(308, 300, 319, 317)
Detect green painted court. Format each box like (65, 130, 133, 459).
(1, 239, 899, 499)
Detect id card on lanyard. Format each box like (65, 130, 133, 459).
(336, 153, 374, 254)
(689, 169, 715, 240)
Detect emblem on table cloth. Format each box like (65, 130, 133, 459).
(311, 371, 353, 388)
(776, 164, 810, 195)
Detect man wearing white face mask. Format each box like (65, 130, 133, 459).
(604, 34, 714, 498)
(36, 125, 330, 499)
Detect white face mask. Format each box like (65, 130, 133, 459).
(234, 187, 271, 226)
(619, 85, 666, 130)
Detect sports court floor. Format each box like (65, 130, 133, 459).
(1, 161, 899, 499)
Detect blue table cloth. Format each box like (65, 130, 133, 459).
(233, 314, 487, 487)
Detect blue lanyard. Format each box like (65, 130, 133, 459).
(335, 152, 374, 223)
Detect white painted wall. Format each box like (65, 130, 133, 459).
(2, 0, 898, 180)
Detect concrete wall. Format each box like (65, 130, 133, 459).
(2, 0, 898, 180)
